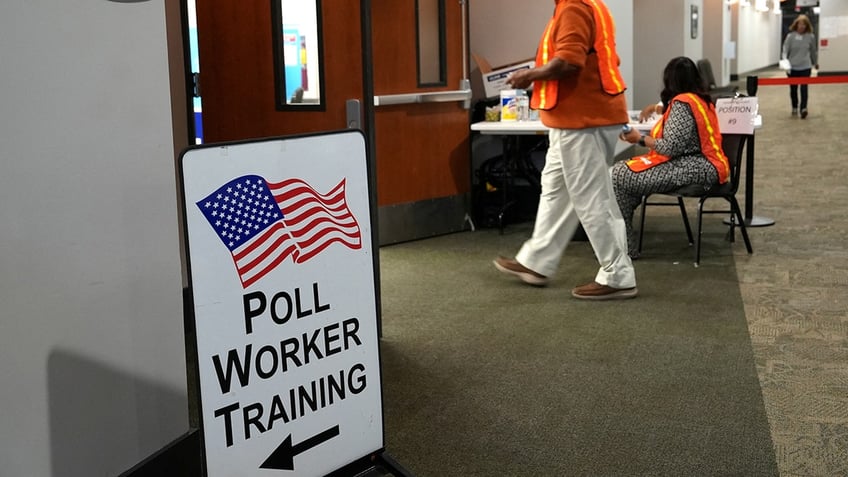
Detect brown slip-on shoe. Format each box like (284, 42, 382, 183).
(571, 281, 638, 300)
(493, 256, 548, 286)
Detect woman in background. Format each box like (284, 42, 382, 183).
(782, 14, 818, 119)
(614, 57, 729, 259)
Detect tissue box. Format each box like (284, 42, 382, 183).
(473, 53, 535, 99)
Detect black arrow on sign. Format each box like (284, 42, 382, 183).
(260, 425, 340, 471)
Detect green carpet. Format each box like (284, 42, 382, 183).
(377, 218, 778, 476)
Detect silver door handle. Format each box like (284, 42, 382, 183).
(374, 89, 471, 106)
(345, 99, 361, 129)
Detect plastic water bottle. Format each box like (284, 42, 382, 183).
(621, 124, 632, 134)
(516, 90, 529, 121)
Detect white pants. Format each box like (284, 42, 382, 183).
(516, 126, 636, 289)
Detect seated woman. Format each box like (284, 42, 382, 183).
(613, 56, 730, 259)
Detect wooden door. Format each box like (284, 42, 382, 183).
(369, 0, 472, 244)
(194, 0, 471, 244)
(195, 1, 363, 140)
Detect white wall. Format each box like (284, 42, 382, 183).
(703, 0, 730, 87)
(684, 0, 705, 62)
(819, 0, 848, 72)
(469, 0, 550, 71)
(733, 2, 783, 76)
(643, 0, 709, 95)
(633, 0, 686, 107)
(0, 0, 188, 475)
(609, 0, 635, 109)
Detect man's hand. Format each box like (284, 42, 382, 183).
(506, 58, 571, 90)
(506, 69, 534, 90)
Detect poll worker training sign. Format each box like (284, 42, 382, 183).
(180, 130, 383, 476)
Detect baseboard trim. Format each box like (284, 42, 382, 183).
(378, 194, 471, 245)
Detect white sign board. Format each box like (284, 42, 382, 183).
(715, 96, 758, 135)
(181, 130, 383, 476)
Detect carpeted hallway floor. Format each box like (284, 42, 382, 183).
(735, 68, 848, 477)
(376, 67, 848, 476)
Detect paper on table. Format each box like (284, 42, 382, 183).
(627, 110, 659, 133)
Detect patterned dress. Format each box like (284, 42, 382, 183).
(611, 101, 720, 257)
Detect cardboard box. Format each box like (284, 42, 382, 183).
(473, 53, 535, 99)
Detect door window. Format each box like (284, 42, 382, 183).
(271, 0, 324, 109)
(416, 0, 446, 86)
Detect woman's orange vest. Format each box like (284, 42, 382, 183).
(531, 0, 626, 110)
(624, 93, 730, 184)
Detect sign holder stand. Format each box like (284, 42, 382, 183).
(325, 452, 414, 477)
(723, 76, 774, 228)
(179, 130, 414, 477)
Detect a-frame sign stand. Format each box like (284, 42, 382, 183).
(177, 130, 413, 477)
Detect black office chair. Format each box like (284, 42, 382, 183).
(697, 58, 738, 99)
(636, 133, 753, 266)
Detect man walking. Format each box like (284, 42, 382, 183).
(493, 0, 637, 300)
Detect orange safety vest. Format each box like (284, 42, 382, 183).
(625, 93, 730, 184)
(531, 0, 626, 110)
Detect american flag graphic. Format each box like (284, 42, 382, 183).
(196, 175, 362, 288)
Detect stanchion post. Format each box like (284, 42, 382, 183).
(746, 75, 758, 96)
(727, 76, 775, 227)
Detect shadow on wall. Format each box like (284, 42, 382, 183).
(47, 350, 190, 476)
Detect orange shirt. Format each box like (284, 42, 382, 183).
(537, 0, 628, 130)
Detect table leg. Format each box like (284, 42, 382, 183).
(498, 135, 517, 234)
